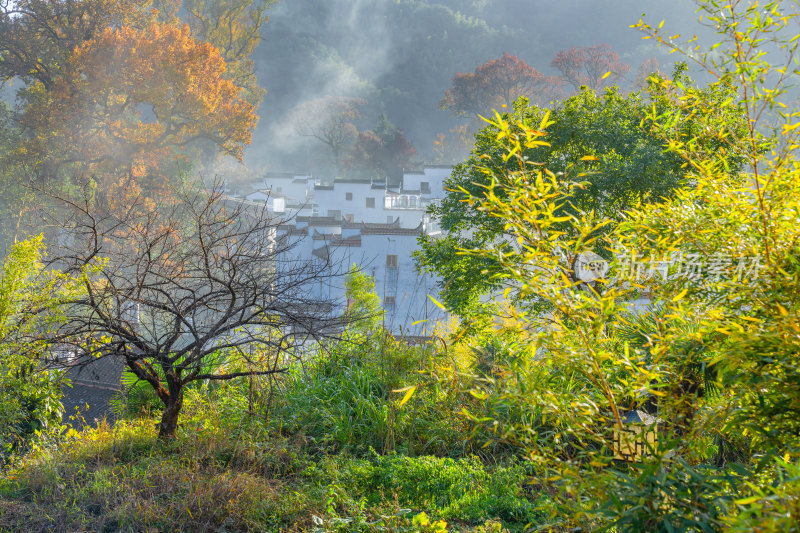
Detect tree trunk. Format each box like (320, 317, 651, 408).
(157, 382, 184, 440)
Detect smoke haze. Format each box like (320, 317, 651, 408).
(248, 0, 709, 174)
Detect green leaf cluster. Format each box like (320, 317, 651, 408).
(0, 237, 81, 458)
(435, 0, 800, 529)
(416, 77, 748, 324)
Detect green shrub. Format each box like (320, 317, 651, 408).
(599, 458, 738, 532)
(724, 459, 800, 533)
(306, 453, 542, 526)
(0, 237, 76, 460)
(272, 331, 476, 458)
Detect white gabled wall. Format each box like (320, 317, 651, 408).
(244, 166, 455, 333)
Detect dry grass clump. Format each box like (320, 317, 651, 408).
(0, 415, 318, 532)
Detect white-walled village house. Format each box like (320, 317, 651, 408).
(225, 166, 454, 334)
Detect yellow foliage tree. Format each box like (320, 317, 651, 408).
(183, 0, 273, 108)
(0, 0, 180, 90)
(22, 22, 257, 193)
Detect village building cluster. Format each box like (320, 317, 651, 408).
(225, 166, 454, 334)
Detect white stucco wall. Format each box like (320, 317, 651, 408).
(263, 175, 311, 205)
(242, 166, 455, 333)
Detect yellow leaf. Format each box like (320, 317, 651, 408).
(451, 328, 467, 344)
(777, 304, 789, 316)
(672, 288, 688, 302)
(580, 155, 599, 161)
(601, 71, 611, 80)
(539, 110, 552, 130)
(525, 140, 551, 148)
(427, 294, 446, 310)
(396, 386, 417, 407)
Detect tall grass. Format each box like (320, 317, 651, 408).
(271, 331, 478, 458)
(0, 383, 541, 532)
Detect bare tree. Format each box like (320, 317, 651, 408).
(292, 96, 365, 163)
(42, 182, 346, 439)
(551, 44, 631, 92)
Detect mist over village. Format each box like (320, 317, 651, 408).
(1, 1, 799, 531)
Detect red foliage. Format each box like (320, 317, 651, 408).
(441, 53, 561, 116)
(345, 127, 416, 182)
(551, 44, 632, 91)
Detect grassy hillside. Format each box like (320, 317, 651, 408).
(0, 333, 541, 532)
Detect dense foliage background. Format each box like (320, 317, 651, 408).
(2, 0, 800, 531)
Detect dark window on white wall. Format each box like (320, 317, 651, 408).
(366, 197, 375, 208)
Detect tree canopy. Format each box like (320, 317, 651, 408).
(21, 22, 256, 193)
(183, 0, 273, 108)
(344, 115, 417, 183)
(439, 52, 561, 118)
(1, 0, 261, 198)
(0, 0, 179, 90)
(551, 44, 631, 91)
(417, 75, 749, 322)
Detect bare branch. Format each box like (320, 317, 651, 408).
(38, 178, 348, 438)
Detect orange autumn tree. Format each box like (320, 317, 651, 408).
(23, 22, 256, 193)
(0, 0, 180, 91)
(440, 53, 561, 118)
(183, 0, 273, 108)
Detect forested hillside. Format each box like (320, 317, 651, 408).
(249, 0, 702, 172)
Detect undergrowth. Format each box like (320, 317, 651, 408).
(0, 381, 538, 532)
